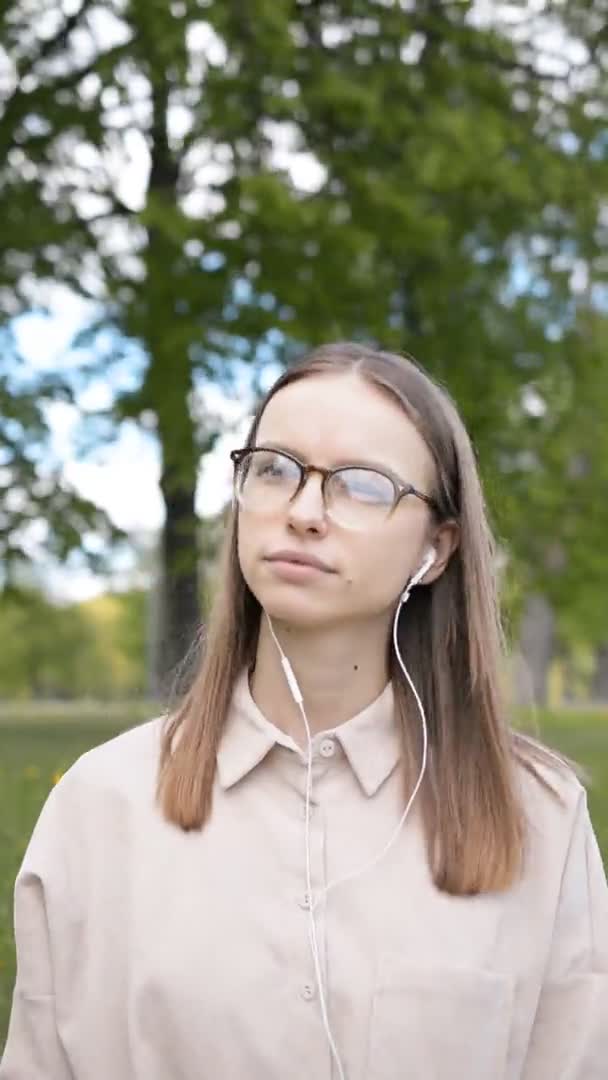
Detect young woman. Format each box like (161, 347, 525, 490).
(2, 343, 607, 1080)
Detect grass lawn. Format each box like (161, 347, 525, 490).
(1, 706, 607, 1050)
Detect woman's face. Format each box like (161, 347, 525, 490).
(236, 373, 441, 629)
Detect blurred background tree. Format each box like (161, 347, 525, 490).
(0, 583, 147, 700)
(0, 329, 125, 585)
(0, 0, 606, 699)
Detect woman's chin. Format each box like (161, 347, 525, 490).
(259, 588, 333, 629)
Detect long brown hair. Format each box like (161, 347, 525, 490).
(157, 342, 582, 896)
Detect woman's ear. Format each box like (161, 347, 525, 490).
(423, 521, 460, 584)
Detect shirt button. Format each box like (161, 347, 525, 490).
(319, 738, 336, 758)
(298, 891, 312, 909)
(300, 801, 315, 820)
(301, 982, 316, 1001)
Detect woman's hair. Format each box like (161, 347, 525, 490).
(157, 342, 583, 896)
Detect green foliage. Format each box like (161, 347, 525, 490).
(0, 587, 147, 700)
(502, 313, 608, 647)
(78, 590, 149, 697)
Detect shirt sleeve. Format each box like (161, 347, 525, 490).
(0, 783, 73, 1079)
(522, 788, 608, 1079)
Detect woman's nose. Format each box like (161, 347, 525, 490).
(286, 473, 327, 529)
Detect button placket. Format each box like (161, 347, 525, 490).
(296, 786, 328, 1008)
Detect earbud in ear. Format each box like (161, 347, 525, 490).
(424, 546, 437, 569)
(413, 547, 437, 585)
(399, 548, 437, 605)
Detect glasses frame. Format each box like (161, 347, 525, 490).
(230, 446, 439, 523)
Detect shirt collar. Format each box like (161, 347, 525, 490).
(217, 667, 401, 797)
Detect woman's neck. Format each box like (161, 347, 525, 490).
(249, 613, 391, 745)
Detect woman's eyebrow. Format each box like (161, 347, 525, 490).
(258, 440, 404, 478)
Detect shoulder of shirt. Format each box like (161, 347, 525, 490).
(53, 714, 165, 804)
(512, 729, 588, 837)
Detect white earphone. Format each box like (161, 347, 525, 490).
(266, 545, 436, 1080)
(400, 545, 437, 603)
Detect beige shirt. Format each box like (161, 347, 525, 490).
(2, 669, 607, 1079)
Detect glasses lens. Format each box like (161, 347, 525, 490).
(327, 468, 394, 529)
(235, 450, 301, 512)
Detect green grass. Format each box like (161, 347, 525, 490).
(1, 708, 607, 1050)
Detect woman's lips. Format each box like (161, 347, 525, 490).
(265, 550, 334, 572)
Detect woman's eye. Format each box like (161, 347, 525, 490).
(256, 455, 288, 479)
(338, 470, 392, 504)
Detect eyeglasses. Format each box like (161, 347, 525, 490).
(230, 447, 438, 531)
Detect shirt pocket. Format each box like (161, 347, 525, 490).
(366, 956, 516, 1080)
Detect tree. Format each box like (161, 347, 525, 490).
(0, 585, 98, 698)
(1, 0, 607, 684)
(0, 584, 147, 699)
(499, 303, 608, 703)
(78, 589, 148, 697)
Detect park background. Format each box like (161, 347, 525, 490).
(1, 0, 607, 1050)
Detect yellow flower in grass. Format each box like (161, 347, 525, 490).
(52, 770, 63, 786)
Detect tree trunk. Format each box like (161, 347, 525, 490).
(512, 593, 555, 707)
(591, 643, 608, 704)
(145, 535, 163, 700)
(144, 74, 201, 695)
(154, 361, 201, 695)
